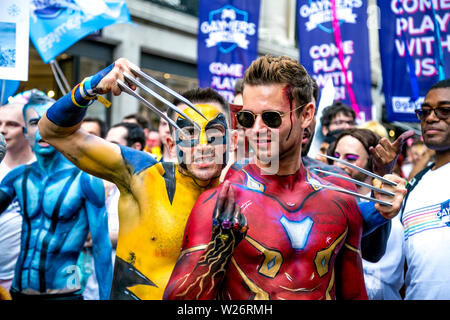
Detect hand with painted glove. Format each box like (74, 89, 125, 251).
(163, 180, 248, 300)
(211, 180, 248, 249)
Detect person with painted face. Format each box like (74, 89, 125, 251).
(0, 90, 112, 300)
(164, 55, 408, 300)
(163, 55, 365, 300)
(226, 80, 409, 263)
(0, 92, 37, 297)
(38, 58, 231, 300)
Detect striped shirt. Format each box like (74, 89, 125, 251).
(401, 162, 450, 300)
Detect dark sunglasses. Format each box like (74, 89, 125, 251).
(236, 104, 306, 129)
(415, 107, 450, 121)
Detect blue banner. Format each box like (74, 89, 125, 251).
(379, 0, 450, 122)
(297, 0, 372, 121)
(0, 80, 20, 105)
(29, 0, 131, 64)
(197, 0, 260, 103)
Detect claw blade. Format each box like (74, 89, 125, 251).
(317, 154, 398, 186)
(129, 64, 207, 120)
(308, 181, 393, 207)
(123, 73, 200, 130)
(312, 169, 395, 197)
(117, 79, 188, 139)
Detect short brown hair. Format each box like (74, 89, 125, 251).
(243, 55, 315, 113)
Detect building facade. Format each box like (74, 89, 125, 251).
(24, 0, 383, 128)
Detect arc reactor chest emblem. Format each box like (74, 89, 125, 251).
(280, 216, 313, 250)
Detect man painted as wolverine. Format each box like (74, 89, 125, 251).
(39, 59, 232, 300)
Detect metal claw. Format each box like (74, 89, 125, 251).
(312, 168, 395, 197)
(128, 64, 208, 120)
(117, 79, 189, 140)
(317, 154, 398, 186)
(308, 181, 393, 207)
(123, 72, 200, 130)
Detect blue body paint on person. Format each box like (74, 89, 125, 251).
(0, 90, 112, 299)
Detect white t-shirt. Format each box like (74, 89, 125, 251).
(0, 158, 35, 280)
(401, 162, 450, 300)
(360, 189, 404, 300)
(82, 181, 119, 300)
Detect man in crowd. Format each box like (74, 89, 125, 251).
(400, 78, 450, 299)
(0, 90, 112, 300)
(0, 92, 36, 292)
(81, 117, 107, 138)
(38, 58, 232, 299)
(123, 112, 162, 157)
(157, 117, 177, 162)
(105, 122, 146, 151)
(320, 101, 356, 136)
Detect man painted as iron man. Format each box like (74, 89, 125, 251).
(164, 55, 405, 300)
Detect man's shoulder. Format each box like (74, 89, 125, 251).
(119, 145, 159, 175)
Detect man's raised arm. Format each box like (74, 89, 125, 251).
(38, 58, 137, 185)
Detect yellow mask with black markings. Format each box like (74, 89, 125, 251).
(175, 104, 229, 167)
(175, 104, 228, 147)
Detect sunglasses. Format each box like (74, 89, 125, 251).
(236, 104, 306, 129)
(415, 107, 450, 121)
(333, 152, 360, 162)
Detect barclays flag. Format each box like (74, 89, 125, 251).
(29, 0, 131, 63)
(197, 0, 260, 103)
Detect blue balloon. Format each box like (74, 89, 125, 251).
(1, 79, 20, 105)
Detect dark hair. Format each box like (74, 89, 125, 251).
(110, 122, 146, 150)
(123, 113, 150, 130)
(243, 55, 315, 116)
(168, 87, 230, 131)
(83, 117, 107, 138)
(328, 128, 381, 170)
(320, 101, 356, 129)
(428, 78, 450, 92)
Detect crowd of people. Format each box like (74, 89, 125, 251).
(0, 54, 448, 300)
